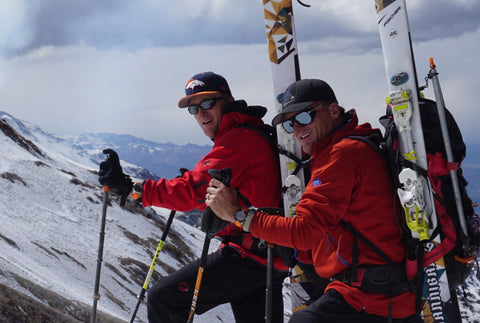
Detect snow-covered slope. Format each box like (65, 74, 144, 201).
(0, 112, 234, 322)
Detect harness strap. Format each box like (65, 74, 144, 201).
(337, 220, 413, 296)
(415, 244, 424, 313)
(340, 220, 405, 277)
(351, 233, 359, 283)
(341, 220, 397, 267)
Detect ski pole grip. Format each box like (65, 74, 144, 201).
(208, 168, 232, 187)
(103, 186, 110, 192)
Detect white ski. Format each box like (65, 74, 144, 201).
(374, 0, 461, 321)
(262, 0, 304, 223)
(262, 0, 309, 314)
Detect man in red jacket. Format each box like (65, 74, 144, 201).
(99, 72, 288, 322)
(206, 79, 417, 322)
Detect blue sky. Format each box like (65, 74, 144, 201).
(0, 0, 479, 147)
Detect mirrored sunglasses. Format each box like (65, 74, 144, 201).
(281, 104, 326, 134)
(188, 98, 223, 115)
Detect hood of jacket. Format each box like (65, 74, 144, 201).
(213, 100, 267, 141)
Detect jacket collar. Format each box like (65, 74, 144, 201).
(311, 109, 380, 154)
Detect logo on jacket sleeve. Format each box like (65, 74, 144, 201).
(312, 177, 322, 188)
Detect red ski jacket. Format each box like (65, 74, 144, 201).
(142, 100, 286, 269)
(250, 110, 416, 318)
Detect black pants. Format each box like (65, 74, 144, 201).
(289, 289, 417, 323)
(147, 246, 288, 323)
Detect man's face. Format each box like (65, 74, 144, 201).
(284, 103, 337, 154)
(189, 94, 228, 139)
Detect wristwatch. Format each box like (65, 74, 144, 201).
(233, 209, 247, 223)
(132, 182, 144, 200)
(233, 209, 256, 232)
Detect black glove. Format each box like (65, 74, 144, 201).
(201, 207, 229, 239)
(98, 148, 133, 206)
(200, 168, 232, 238)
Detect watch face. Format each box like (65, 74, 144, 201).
(234, 209, 246, 222)
(133, 183, 143, 193)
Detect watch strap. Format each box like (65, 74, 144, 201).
(242, 210, 255, 232)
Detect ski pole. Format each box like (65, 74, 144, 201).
(428, 57, 469, 238)
(187, 229, 211, 323)
(265, 243, 274, 323)
(130, 209, 176, 323)
(91, 186, 109, 323)
(130, 168, 187, 322)
(187, 168, 232, 323)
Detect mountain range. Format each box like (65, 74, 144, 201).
(0, 110, 479, 322)
(68, 133, 212, 181)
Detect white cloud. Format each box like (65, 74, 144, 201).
(0, 0, 479, 147)
(298, 0, 376, 33)
(0, 43, 274, 145)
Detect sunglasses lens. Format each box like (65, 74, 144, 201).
(295, 111, 313, 125)
(188, 106, 199, 114)
(188, 99, 216, 115)
(199, 99, 214, 110)
(281, 109, 316, 133)
(282, 120, 295, 134)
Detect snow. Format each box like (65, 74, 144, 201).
(0, 112, 237, 322)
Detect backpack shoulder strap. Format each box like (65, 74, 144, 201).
(341, 134, 387, 159)
(235, 123, 277, 150)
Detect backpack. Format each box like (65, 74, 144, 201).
(380, 97, 479, 288)
(339, 98, 479, 311)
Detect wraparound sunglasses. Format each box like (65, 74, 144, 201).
(188, 97, 225, 115)
(282, 103, 326, 134)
